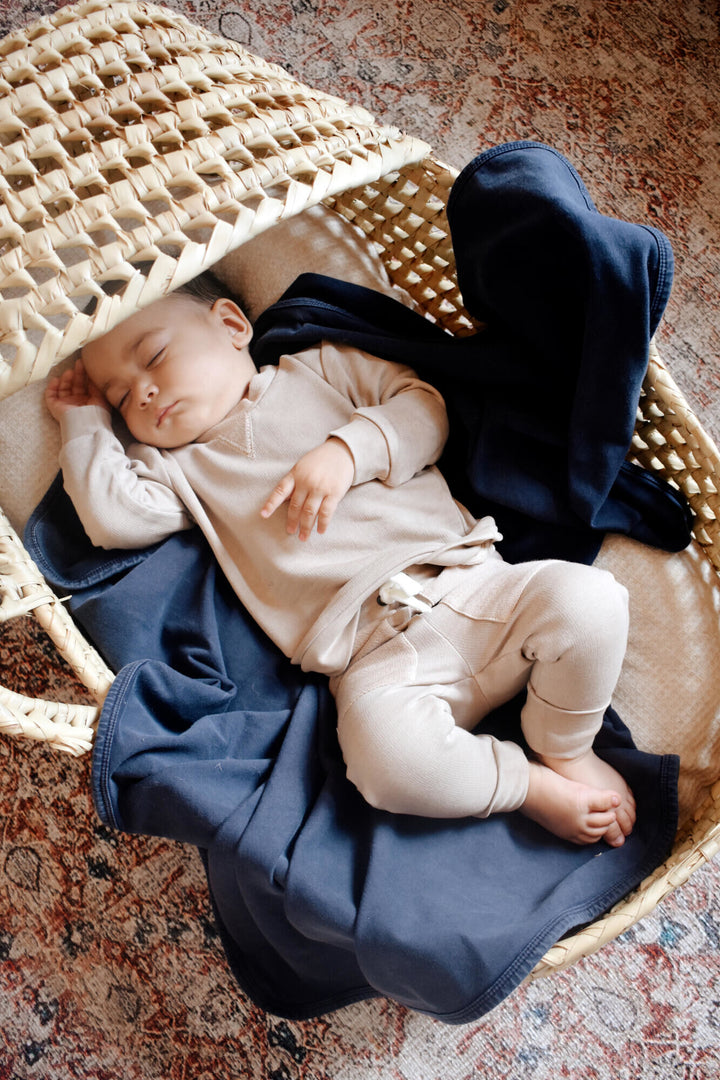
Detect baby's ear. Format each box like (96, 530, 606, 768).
(212, 297, 253, 348)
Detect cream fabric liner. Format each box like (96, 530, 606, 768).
(597, 535, 720, 827)
(1, 203, 717, 828)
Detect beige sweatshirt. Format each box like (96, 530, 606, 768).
(58, 342, 501, 675)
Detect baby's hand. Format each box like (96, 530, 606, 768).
(261, 438, 355, 541)
(45, 357, 109, 421)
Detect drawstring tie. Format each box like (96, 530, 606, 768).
(377, 572, 433, 614)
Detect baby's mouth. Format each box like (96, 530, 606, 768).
(156, 401, 177, 427)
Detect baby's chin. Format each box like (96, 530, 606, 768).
(126, 398, 235, 447)
(129, 430, 193, 449)
(126, 415, 202, 449)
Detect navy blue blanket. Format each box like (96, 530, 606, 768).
(26, 142, 686, 1022)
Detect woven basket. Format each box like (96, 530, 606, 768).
(1, 0, 719, 982)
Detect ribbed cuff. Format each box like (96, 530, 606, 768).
(59, 403, 113, 443)
(329, 414, 389, 485)
(475, 737, 530, 816)
(521, 683, 606, 760)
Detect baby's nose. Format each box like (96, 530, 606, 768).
(138, 382, 158, 407)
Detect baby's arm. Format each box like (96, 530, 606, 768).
(46, 360, 192, 550)
(262, 343, 449, 539)
(262, 344, 450, 540)
(318, 342, 449, 488)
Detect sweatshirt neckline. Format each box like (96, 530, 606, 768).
(195, 365, 278, 443)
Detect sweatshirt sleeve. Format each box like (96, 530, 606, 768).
(58, 405, 193, 550)
(315, 342, 450, 486)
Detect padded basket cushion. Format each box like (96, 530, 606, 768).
(597, 535, 720, 825)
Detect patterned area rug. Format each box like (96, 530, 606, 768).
(1, 1, 719, 1077)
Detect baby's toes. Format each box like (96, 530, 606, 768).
(604, 818, 626, 847)
(586, 808, 617, 830)
(581, 811, 617, 844)
(615, 801, 636, 837)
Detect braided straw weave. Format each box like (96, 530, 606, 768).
(0, 0, 430, 393)
(0, 0, 719, 979)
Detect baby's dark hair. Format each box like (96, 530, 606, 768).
(171, 269, 241, 310)
(86, 264, 244, 315)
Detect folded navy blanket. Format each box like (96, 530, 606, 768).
(25, 142, 686, 1022)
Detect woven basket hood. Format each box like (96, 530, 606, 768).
(0, 0, 430, 395)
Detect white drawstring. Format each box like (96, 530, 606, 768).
(377, 572, 433, 614)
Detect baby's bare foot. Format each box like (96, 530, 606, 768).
(521, 761, 624, 846)
(537, 750, 636, 846)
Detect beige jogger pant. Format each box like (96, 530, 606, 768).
(330, 555, 629, 819)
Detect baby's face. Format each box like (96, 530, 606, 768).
(81, 295, 255, 447)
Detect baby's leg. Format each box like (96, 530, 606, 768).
(333, 560, 633, 842)
(517, 561, 635, 845)
(332, 612, 532, 819)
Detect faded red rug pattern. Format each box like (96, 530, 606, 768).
(1, 1, 719, 1078)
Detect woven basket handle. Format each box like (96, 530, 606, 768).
(0, 508, 112, 756)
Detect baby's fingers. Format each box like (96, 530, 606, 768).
(45, 368, 75, 413)
(316, 494, 339, 535)
(70, 356, 88, 393)
(293, 493, 325, 541)
(261, 474, 294, 521)
(53, 363, 81, 395)
(54, 367, 73, 392)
